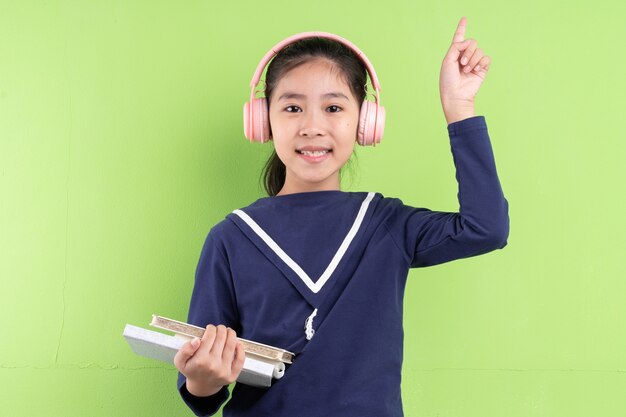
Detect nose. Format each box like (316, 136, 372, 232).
(299, 109, 327, 137)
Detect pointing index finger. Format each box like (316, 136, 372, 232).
(452, 16, 467, 43)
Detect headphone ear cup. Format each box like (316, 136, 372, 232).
(376, 105, 386, 144)
(244, 98, 271, 143)
(357, 101, 385, 146)
(357, 100, 368, 146)
(244, 101, 253, 140)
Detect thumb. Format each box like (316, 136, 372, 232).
(174, 338, 201, 370)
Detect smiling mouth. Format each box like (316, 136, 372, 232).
(296, 150, 331, 156)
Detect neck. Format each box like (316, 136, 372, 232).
(277, 175, 341, 196)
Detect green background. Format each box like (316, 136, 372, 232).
(1, 0, 625, 416)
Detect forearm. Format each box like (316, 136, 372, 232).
(442, 98, 475, 125)
(444, 107, 476, 124)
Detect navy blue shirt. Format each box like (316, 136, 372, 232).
(178, 116, 509, 416)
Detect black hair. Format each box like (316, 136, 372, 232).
(260, 37, 368, 196)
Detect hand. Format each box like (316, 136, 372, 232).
(439, 17, 491, 121)
(174, 324, 246, 397)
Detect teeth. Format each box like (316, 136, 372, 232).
(300, 150, 329, 156)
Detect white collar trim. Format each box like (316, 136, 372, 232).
(232, 192, 375, 293)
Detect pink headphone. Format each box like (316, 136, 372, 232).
(243, 31, 386, 146)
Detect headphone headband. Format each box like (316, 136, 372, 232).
(249, 31, 382, 92)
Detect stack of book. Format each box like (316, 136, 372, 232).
(123, 315, 295, 388)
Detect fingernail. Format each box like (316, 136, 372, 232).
(191, 338, 200, 348)
(475, 65, 480, 72)
(461, 56, 468, 65)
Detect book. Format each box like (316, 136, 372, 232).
(123, 315, 295, 388)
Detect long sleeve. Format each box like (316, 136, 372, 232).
(177, 229, 240, 416)
(385, 115, 509, 268)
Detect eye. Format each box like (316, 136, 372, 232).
(327, 105, 342, 113)
(285, 105, 302, 113)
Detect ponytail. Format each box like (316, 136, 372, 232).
(262, 150, 286, 197)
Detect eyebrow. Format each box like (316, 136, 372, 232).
(277, 92, 350, 102)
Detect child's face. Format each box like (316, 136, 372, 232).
(268, 58, 360, 195)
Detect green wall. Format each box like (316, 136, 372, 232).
(1, 1, 625, 416)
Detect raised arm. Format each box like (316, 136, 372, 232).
(384, 18, 507, 268)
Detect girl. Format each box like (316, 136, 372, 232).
(174, 17, 508, 417)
